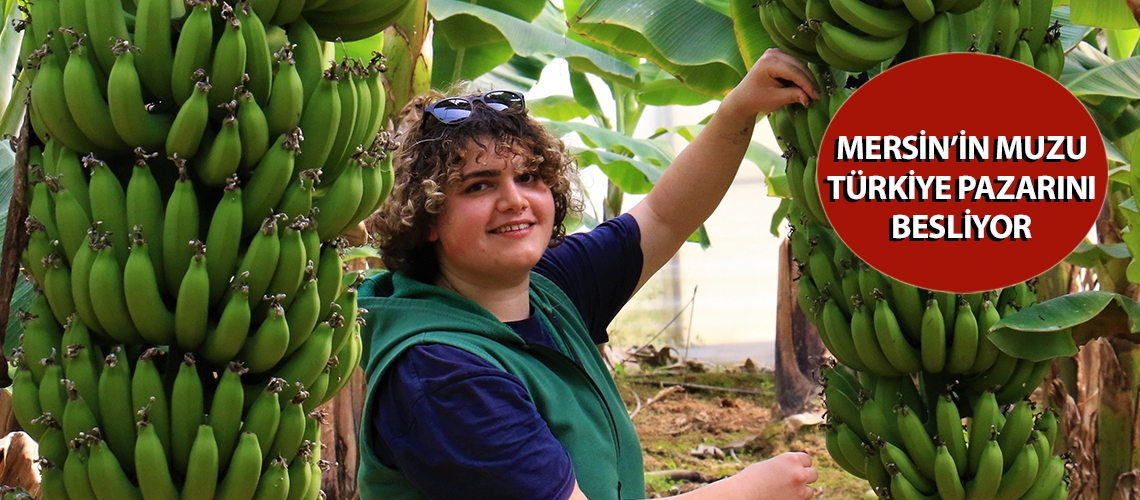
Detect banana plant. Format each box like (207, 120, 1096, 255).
(984, 7, 1140, 498)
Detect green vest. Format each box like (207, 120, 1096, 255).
(356, 271, 646, 500)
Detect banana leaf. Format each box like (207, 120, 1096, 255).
(1106, 29, 1140, 60)
(475, 54, 554, 92)
(1069, 0, 1138, 30)
(545, 120, 676, 167)
(569, 70, 608, 125)
(1064, 56, 1140, 100)
(1052, 6, 1096, 52)
(0, 0, 22, 110)
(1066, 240, 1131, 268)
(567, 0, 747, 97)
(729, 0, 776, 67)
(529, 96, 594, 121)
(694, 0, 732, 16)
(652, 123, 788, 198)
(429, 0, 638, 88)
(989, 291, 1140, 361)
(574, 148, 664, 194)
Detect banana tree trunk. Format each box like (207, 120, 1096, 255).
(774, 238, 824, 414)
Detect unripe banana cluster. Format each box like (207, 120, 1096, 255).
(10, 288, 351, 499)
(822, 365, 1070, 500)
(765, 4, 1074, 496)
(7, 0, 410, 497)
(757, 0, 1063, 76)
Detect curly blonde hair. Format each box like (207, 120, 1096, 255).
(367, 84, 585, 283)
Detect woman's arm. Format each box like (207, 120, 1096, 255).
(566, 451, 818, 500)
(627, 48, 820, 291)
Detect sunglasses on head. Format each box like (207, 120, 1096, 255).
(424, 90, 526, 125)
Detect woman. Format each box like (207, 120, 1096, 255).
(358, 48, 822, 500)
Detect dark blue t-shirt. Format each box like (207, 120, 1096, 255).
(371, 213, 643, 500)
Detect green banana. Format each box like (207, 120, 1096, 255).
(920, 298, 946, 373)
(319, 59, 360, 184)
(107, 40, 173, 150)
(880, 440, 936, 495)
(61, 33, 129, 151)
(918, 12, 952, 56)
(216, 432, 264, 500)
(175, 241, 210, 351)
(30, 48, 104, 155)
(313, 154, 365, 241)
(63, 437, 97, 500)
(993, 441, 1038, 500)
(88, 238, 144, 344)
(85, 156, 130, 266)
(163, 158, 200, 294)
(61, 383, 101, 455)
(850, 298, 902, 376)
(946, 297, 979, 374)
(238, 86, 272, 173)
(969, 300, 1003, 374)
(243, 377, 285, 461)
(284, 266, 322, 357)
(97, 346, 137, 476)
(292, 66, 342, 176)
(206, 176, 245, 305)
(860, 393, 903, 447)
(255, 456, 292, 499)
(835, 422, 868, 478)
(197, 105, 244, 187)
(934, 443, 965, 500)
(18, 294, 64, 385)
(286, 18, 323, 106)
(887, 463, 937, 500)
(135, 415, 180, 500)
(286, 448, 313, 500)
(123, 229, 176, 345)
(237, 1, 272, 106)
(885, 277, 923, 341)
(828, 0, 915, 38)
(202, 280, 254, 365)
(125, 150, 167, 291)
(897, 404, 937, 480)
(242, 130, 301, 237)
(264, 216, 309, 312)
(208, 4, 248, 112)
(270, 389, 309, 459)
(239, 297, 291, 373)
(183, 424, 220, 500)
(823, 366, 868, 439)
(211, 362, 248, 471)
(171, 0, 213, 106)
(1020, 455, 1065, 500)
(87, 431, 145, 500)
(996, 359, 1051, 405)
(827, 424, 862, 477)
(278, 168, 320, 221)
(170, 353, 205, 476)
(936, 392, 968, 476)
(134, 0, 174, 102)
(41, 252, 76, 326)
(38, 356, 68, 426)
(996, 398, 1035, 468)
(902, 0, 935, 21)
(69, 232, 105, 334)
(265, 46, 304, 139)
(36, 415, 68, 467)
(62, 343, 101, 419)
(967, 391, 999, 476)
(166, 77, 212, 159)
(821, 297, 871, 372)
(965, 430, 1003, 500)
(132, 348, 172, 463)
(873, 293, 922, 373)
(819, 22, 907, 67)
(11, 363, 46, 440)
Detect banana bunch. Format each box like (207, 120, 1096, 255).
(9, 322, 345, 500)
(823, 364, 1071, 500)
(17, 0, 395, 193)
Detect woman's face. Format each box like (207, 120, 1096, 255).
(429, 140, 555, 287)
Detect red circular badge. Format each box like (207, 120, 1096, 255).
(817, 53, 1107, 293)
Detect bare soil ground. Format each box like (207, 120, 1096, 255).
(613, 367, 871, 498)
